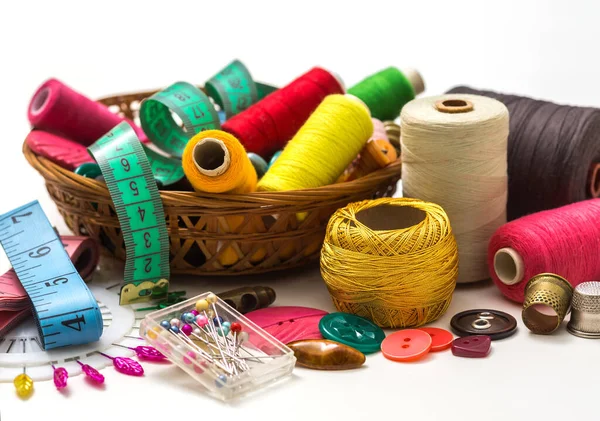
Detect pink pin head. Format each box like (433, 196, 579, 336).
(195, 315, 208, 327)
(181, 324, 193, 336)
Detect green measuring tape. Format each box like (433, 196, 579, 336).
(205, 59, 258, 118)
(256, 82, 278, 100)
(139, 81, 220, 158)
(88, 122, 170, 305)
(144, 147, 185, 187)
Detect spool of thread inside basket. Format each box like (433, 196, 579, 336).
(320, 198, 458, 328)
(348, 67, 425, 121)
(258, 94, 373, 191)
(182, 130, 263, 266)
(222, 67, 344, 158)
(27, 78, 148, 146)
(401, 94, 509, 284)
(489, 199, 600, 303)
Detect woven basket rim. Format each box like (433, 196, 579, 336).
(23, 140, 402, 208)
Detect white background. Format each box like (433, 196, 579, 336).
(1, 0, 599, 419)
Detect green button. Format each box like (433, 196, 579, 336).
(74, 162, 102, 179)
(319, 312, 386, 354)
(248, 153, 268, 178)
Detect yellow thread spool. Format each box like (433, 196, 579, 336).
(257, 94, 373, 191)
(320, 198, 458, 328)
(182, 130, 262, 266)
(182, 130, 257, 193)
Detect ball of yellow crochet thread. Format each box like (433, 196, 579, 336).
(257, 94, 373, 191)
(320, 198, 458, 328)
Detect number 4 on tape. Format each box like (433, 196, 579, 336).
(0, 201, 103, 349)
(88, 122, 170, 305)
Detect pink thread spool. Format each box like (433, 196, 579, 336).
(369, 118, 389, 142)
(28, 78, 148, 146)
(488, 199, 600, 302)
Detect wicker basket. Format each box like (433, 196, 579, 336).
(23, 89, 402, 275)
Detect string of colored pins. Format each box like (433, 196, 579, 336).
(14, 342, 167, 398)
(159, 293, 271, 388)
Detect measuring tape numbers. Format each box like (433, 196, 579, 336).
(0, 201, 103, 350)
(205, 59, 259, 118)
(89, 122, 170, 305)
(139, 81, 220, 158)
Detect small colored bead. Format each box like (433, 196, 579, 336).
(193, 328, 201, 336)
(181, 324, 193, 336)
(195, 299, 209, 312)
(238, 331, 249, 343)
(222, 321, 231, 328)
(230, 322, 242, 333)
(195, 315, 208, 327)
(160, 320, 171, 329)
(183, 313, 195, 323)
(206, 309, 215, 318)
(207, 293, 218, 304)
(183, 351, 196, 364)
(170, 318, 181, 327)
(170, 326, 180, 334)
(190, 310, 199, 316)
(193, 363, 204, 374)
(218, 326, 230, 337)
(216, 374, 227, 388)
(213, 316, 224, 325)
(147, 330, 158, 340)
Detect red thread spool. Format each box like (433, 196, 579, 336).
(488, 199, 600, 302)
(28, 78, 148, 146)
(222, 67, 344, 157)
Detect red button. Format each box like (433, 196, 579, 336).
(381, 329, 432, 362)
(418, 327, 454, 352)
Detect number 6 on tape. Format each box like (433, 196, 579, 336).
(0, 201, 103, 349)
(89, 122, 170, 305)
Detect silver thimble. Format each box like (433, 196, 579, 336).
(567, 281, 600, 338)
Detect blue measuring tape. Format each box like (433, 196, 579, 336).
(0, 201, 103, 350)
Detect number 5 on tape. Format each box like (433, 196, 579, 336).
(89, 122, 170, 305)
(0, 201, 103, 349)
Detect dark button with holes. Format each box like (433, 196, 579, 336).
(452, 335, 491, 358)
(319, 312, 386, 354)
(450, 309, 517, 340)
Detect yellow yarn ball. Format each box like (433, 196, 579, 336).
(320, 198, 458, 328)
(257, 94, 373, 191)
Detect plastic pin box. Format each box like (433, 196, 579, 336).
(140, 292, 295, 401)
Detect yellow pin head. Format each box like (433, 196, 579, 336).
(14, 373, 34, 399)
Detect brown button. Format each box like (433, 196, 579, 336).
(450, 309, 517, 340)
(287, 339, 366, 370)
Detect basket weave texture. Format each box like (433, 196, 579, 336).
(23, 88, 402, 275)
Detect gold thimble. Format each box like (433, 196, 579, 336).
(522, 273, 573, 334)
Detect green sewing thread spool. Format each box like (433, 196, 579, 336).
(348, 67, 425, 121)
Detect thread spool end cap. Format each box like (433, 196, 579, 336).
(30, 87, 51, 116)
(494, 248, 524, 286)
(401, 68, 425, 96)
(192, 137, 231, 177)
(435, 98, 474, 114)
